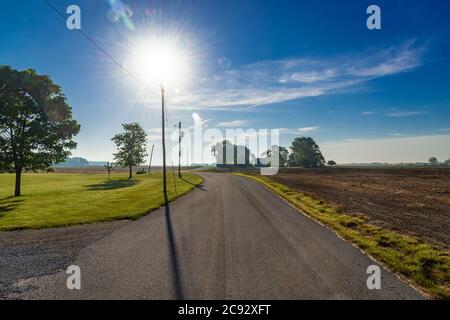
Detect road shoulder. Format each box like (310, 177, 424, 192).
(234, 173, 447, 299)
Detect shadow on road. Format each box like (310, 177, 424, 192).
(181, 176, 206, 192)
(163, 191, 184, 299)
(85, 179, 139, 191)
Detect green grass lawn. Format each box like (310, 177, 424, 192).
(0, 172, 202, 231)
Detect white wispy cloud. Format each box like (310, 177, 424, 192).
(279, 69, 337, 84)
(268, 127, 319, 135)
(362, 111, 376, 115)
(217, 120, 248, 127)
(147, 128, 162, 140)
(153, 39, 426, 110)
(298, 126, 319, 133)
(342, 138, 363, 143)
(346, 40, 423, 77)
(147, 135, 162, 140)
(385, 111, 426, 117)
(438, 128, 450, 132)
(389, 133, 406, 137)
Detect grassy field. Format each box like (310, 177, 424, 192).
(0, 172, 202, 231)
(235, 173, 450, 299)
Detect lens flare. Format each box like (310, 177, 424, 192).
(125, 36, 190, 88)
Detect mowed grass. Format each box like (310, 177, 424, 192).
(235, 173, 450, 299)
(0, 172, 202, 231)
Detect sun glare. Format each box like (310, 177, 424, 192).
(127, 37, 189, 88)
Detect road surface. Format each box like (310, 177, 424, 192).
(0, 172, 423, 299)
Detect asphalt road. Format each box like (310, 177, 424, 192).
(0, 173, 423, 299)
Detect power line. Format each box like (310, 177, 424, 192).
(42, 0, 160, 100)
(44, 0, 177, 193)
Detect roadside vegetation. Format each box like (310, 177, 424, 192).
(0, 66, 80, 197)
(111, 122, 148, 179)
(0, 172, 202, 231)
(235, 173, 450, 299)
(0, 66, 204, 233)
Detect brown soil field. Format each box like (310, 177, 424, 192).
(270, 167, 450, 248)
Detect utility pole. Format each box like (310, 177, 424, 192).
(147, 144, 154, 174)
(178, 121, 182, 177)
(171, 161, 178, 196)
(186, 147, 189, 168)
(161, 86, 167, 200)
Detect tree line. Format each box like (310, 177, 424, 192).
(212, 136, 331, 168)
(2, 66, 449, 197)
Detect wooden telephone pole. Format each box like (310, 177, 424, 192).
(147, 144, 154, 174)
(178, 121, 182, 177)
(161, 86, 167, 199)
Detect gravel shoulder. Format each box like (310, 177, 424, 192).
(0, 220, 128, 299)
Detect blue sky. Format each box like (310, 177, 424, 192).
(1, 0, 449, 164)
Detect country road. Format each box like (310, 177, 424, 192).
(0, 172, 423, 299)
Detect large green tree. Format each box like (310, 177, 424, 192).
(112, 122, 147, 179)
(428, 157, 439, 165)
(288, 137, 325, 168)
(263, 145, 289, 167)
(327, 160, 337, 166)
(0, 66, 80, 196)
(211, 140, 252, 166)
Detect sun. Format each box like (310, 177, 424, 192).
(126, 36, 189, 88)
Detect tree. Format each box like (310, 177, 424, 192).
(288, 137, 325, 168)
(263, 145, 289, 167)
(327, 160, 337, 166)
(211, 140, 252, 167)
(428, 157, 439, 165)
(104, 161, 117, 180)
(112, 122, 147, 179)
(445, 158, 450, 166)
(0, 66, 80, 196)
(55, 156, 89, 167)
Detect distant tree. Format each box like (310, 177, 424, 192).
(263, 145, 289, 167)
(445, 158, 450, 166)
(70, 157, 89, 166)
(112, 123, 147, 179)
(211, 140, 252, 166)
(428, 157, 439, 166)
(0, 66, 80, 196)
(288, 137, 325, 168)
(56, 157, 89, 167)
(327, 160, 337, 166)
(211, 140, 229, 165)
(104, 161, 117, 180)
